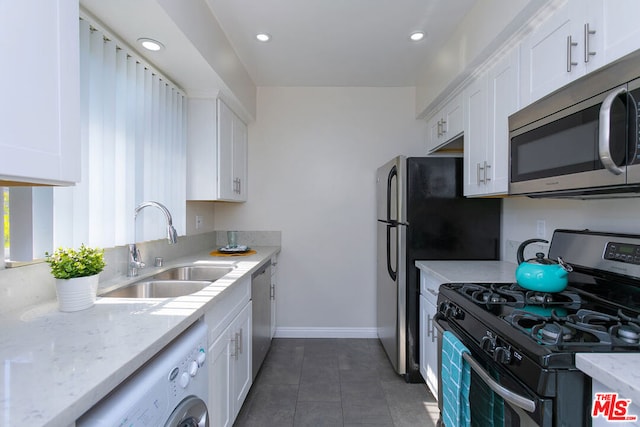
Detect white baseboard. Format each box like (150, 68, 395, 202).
(274, 327, 378, 339)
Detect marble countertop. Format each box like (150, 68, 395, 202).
(576, 353, 640, 405)
(415, 260, 518, 283)
(0, 246, 279, 427)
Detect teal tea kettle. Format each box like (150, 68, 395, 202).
(515, 238, 573, 292)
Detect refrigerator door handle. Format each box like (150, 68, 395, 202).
(386, 224, 397, 281)
(386, 165, 397, 221)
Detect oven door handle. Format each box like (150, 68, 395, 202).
(433, 322, 536, 413)
(462, 351, 536, 413)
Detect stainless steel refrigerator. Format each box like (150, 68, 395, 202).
(376, 156, 501, 382)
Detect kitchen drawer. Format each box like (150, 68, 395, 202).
(420, 271, 442, 304)
(204, 276, 251, 344)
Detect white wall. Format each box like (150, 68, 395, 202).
(502, 197, 640, 263)
(415, 0, 535, 116)
(213, 87, 427, 336)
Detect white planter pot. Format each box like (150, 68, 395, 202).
(54, 274, 99, 312)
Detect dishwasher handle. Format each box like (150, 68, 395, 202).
(252, 263, 269, 278)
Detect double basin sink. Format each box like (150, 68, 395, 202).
(101, 265, 233, 298)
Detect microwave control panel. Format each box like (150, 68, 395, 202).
(604, 241, 640, 264)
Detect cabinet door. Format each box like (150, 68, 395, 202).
(419, 294, 438, 399)
(217, 99, 248, 202)
(419, 294, 429, 382)
(231, 301, 252, 419)
(232, 115, 248, 201)
(442, 93, 463, 142)
(597, 0, 640, 65)
(520, 2, 578, 104)
(486, 47, 520, 196)
(209, 323, 233, 427)
(187, 98, 218, 200)
(0, 0, 80, 185)
(217, 99, 235, 200)
(463, 75, 489, 196)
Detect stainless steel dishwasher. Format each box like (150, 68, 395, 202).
(251, 262, 272, 379)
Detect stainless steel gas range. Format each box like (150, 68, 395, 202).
(435, 229, 640, 426)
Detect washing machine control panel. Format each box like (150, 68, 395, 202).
(77, 322, 209, 427)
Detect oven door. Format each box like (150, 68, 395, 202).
(509, 85, 631, 196)
(435, 321, 553, 427)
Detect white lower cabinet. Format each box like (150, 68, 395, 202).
(419, 294, 439, 399)
(205, 277, 252, 427)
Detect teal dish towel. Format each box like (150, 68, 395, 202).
(441, 331, 471, 427)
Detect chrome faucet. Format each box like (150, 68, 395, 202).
(128, 201, 178, 277)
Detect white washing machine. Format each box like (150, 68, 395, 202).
(78, 321, 209, 427)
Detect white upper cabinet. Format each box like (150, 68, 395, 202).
(464, 47, 520, 197)
(0, 0, 80, 185)
(520, 1, 578, 105)
(521, 0, 640, 106)
(187, 98, 248, 202)
(589, 0, 640, 65)
(219, 100, 248, 201)
(426, 93, 463, 153)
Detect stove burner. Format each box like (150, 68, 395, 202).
(616, 325, 640, 344)
(536, 323, 575, 343)
(458, 283, 524, 310)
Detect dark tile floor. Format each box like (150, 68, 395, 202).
(233, 338, 440, 427)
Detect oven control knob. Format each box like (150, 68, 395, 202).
(438, 302, 450, 315)
(493, 346, 512, 364)
(481, 335, 496, 352)
(441, 303, 463, 319)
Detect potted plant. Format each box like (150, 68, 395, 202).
(45, 244, 106, 312)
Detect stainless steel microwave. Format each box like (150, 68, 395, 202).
(509, 49, 640, 199)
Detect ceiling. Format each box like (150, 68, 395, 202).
(204, 0, 476, 87)
(81, 0, 476, 90)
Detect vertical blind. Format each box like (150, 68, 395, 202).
(52, 18, 186, 249)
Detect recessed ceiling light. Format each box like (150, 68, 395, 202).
(409, 31, 425, 42)
(256, 33, 271, 42)
(137, 38, 165, 51)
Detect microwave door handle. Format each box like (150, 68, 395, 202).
(599, 86, 627, 175)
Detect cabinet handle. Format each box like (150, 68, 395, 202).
(270, 283, 275, 300)
(430, 316, 437, 343)
(484, 161, 491, 182)
(426, 315, 432, 338)
(584, 23, 596, 63)
(566, 35, 578, 72)
(440, 119, 447, 135)
(437, 120, 442, 137)
(238, 328, 243, 355)
(477, 162, 485, 184)
(237, 178, 241, 194)
(230, 334, 239, 360)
